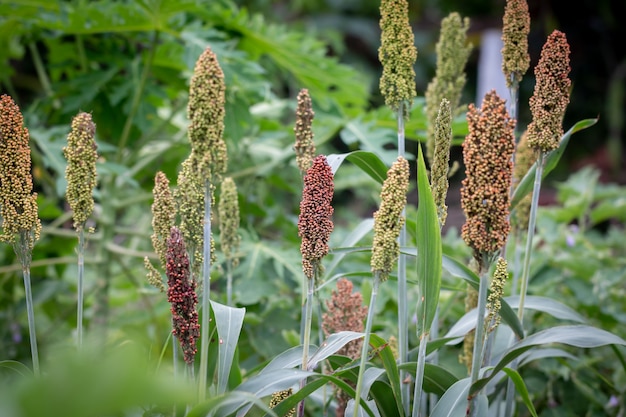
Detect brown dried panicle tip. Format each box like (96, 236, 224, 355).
(298, 155, 334, 281)
(293, 89, 316, 174)
(371, 156, 410, 281)
(145, 171, 176, 292)
(64, 112, 98, 232)
(166, 227, 200, 365)
(527, 30, 571, 153)
(461, 91, 515, 262)
(0, 94, 41, 266)
(218, 177, 241, 267)
(501, 0, 530, 87)
(378, 0, 417, 118)
(188, 46, 228, 180)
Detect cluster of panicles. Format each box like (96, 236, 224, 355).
(0, 94, 41, 261)
(425, 12, 472, 162)
(188, 46, 228, 180)
(64, 112, 98, 232)
(322, 278, 368, 359)
(511, 131, 537, 232)
(298, 155, 334, 280)
(370, 156, 410, 281)
(527, 30, 571, 152)
(461, 90, 515, 260)
(293, 89, 316, 174)
(269, 388, 295, 417)
(175, 156, 210, 279)
(378, 0, 417, 118)
(144, 171, 176, 292)
(431, 98, 453, 228)
(166, 226, 200, 365)
(218, 177, 241, 267)
(501, 0, 530, 87)
(487, 257, 508, 332)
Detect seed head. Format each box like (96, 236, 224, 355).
(371, 156, 410, 281)
(269, 388, 295, 417)
(63, 112, 98, 232)
(501, 0, 530, 87)
(293, 89, 316, 175)
(425, 12, 472, 162)
(487, 257, 508, 332)
(378, 0, 417, 118)
(0, 94, 41, 266)
(298, 155, 334, 281)
(430, 98, 453, 228)
(218, 177, 241, 267)
(461, 91, 515, 261)
(188, 46, 228, 180)
(511, 131, 537, 232)
(166, 227, 200, 365)
(527, 30, 571, 152)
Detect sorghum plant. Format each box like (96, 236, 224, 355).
(218, 176, 241, 306)
(430, 98, 453, 229)
(63, 111, 98, 349)
(293, 88, 316, 175)
(0, 94, 42, 375)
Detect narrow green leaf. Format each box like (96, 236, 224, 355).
(518, 348, 577, 367)
(187, 391, 279, 417)
(398, 362, 458, 396)
(511, 118, 598, 208)
(504, 295, 586, 323)
(327, 151, 389, 184)
(430, 377, 471, 417)
(501, 368, 538, 417)
(211, 301, 246, 395)
(370, 334, 405, 417)
(416, 145, 442, 336)
(470, 325, 626, 394)
(0, 360, 33, 377)
(308, 331, 364, 369)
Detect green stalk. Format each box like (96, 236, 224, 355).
(353, 273, 381, 417)
(28, 42, 54, 102)
(467, 264, 490, 417)
(226, 260, 233, 306)
(22, 264, 40, 376)
(76, 228, 85, 349)
(297, 275, 315, 417)
(411, 331, 429, 417)
(198, 181, 213, 400)
(396, 104, 410, 416)
(173, 337, 178, 416)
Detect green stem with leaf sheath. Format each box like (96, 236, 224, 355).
(198, 181, 213, 400)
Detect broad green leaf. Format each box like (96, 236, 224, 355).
(308, 331, 364, 370)
(430, 377, 471, 417)
(416, 145, 442, 336)
(345, 398, 382, 417)
(0, 360, 33, 377)
(211, 301, 246, 395)
(501, 368, 538, 417)
(511, 118, 598, 208)
(327, 151, 389, 184)
(398, 362, 458, 396)
(504, 295, 586, 323)
(370, 334, 405, 417)
(518, 348, 577, 367)
(470, 325, 626, 395)
(186, 391, 279, 417)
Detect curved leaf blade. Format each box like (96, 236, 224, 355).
(211, 301, 246, 395)
(327, 151, 389, 184)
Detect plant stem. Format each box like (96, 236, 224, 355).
(412, 330, 429, 417)
(297, 275, 316, 417)
(353, 273, 381, 417)
(467, 264, 490, 417)
(198, 181, 213, 401)
(396, 103, 411, 416)
(28, 42, 55, 105)
(76, 228, 85, 349)
(226, 260, 233, 306)
(22, 265, 40, 376)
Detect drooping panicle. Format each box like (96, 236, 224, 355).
(430, 98, 453, 228)
(64, 112, 98, 232)
(371, 156, 410, 281)
(166, 227, 200, 365)
(378, 0, 417, 118)
(501, 0, 530, 87)
(218, 177, 241, 267)
(425, 12, 472, 162)
(145, 171, 176, 292)
(0, 94, 41, 265)
(461, 91, 515, 261)
(293, 89, 316, 175)
(527, 30, 571, 152)
(298, 155, 334, 281)
(187, 46, 228, 180)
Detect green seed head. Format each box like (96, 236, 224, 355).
(218, 177, 241, 267)
(501, 0, 531, 87)
(431, 98, 453, 228)
(293, 89, 316, 175)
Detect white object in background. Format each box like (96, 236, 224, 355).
(476, 29, 509, 106)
